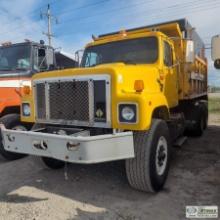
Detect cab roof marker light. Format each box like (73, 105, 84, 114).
(119, 30, 127, 37)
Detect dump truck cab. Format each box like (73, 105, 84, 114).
(0, 19, 208, 192)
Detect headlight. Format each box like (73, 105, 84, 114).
(119, 104, 137, 123)
(22, 103, 30, 116)
(122, 107, 135, 120)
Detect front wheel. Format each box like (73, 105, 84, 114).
(126, 119, 171, 193)
(0, 114, 29, 160)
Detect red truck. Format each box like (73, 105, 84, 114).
(0, 40, 76, 160)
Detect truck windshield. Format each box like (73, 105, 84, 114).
(81, 37, 158, 67)
(0, 45, 31, 72)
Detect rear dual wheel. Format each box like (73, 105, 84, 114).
(126, 119, 171, 193)
(186, 103, 208, 137)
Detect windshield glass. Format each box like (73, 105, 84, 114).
(81, 37, 158, 67)
(0, 45, 31, 71)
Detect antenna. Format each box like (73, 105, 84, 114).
(41, 4, 58, 46)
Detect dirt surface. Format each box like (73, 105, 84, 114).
(0, 116, 220, 220)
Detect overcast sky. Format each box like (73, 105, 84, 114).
(0, 0, 219, 85)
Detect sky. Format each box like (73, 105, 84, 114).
(0, 0, 219, 85)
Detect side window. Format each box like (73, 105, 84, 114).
(85, 52, 98, 67)
(38, 48, 47, 70)
(164, 42, 173, 67)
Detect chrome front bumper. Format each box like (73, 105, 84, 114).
(0, 124, 134, 164)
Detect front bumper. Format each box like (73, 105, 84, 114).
(0, 124, 134, 164)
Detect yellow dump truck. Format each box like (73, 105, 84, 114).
(0, 19, 209, 192)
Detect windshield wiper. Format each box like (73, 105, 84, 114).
(115, 60, 137, 65)
(90, 63, 106, 67)
(0, 68, 13, 71)
(89, 60, 137, 67)
(14, 67, 28, 71)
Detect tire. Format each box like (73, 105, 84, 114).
(126, 119, 171, 193)
(0, 114, 29, 160)
(41, 157, 65, 169)
(191, 105, 207, 137)
(201, 103, 208, 130)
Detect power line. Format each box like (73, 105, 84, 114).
(0, 0, 219, 41)
(32, 0, 60, 15)
(57, 0, 220, 38)
(56, 0, 155, 26)
(0, 0, 113, 38)
(54, 0, 112, 17)
(55, 0, 218, 31)
(0, 0, 59, 29)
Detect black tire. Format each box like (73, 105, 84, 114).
(0, 114, 29, 160)
(41, 157, 65, 169)
(201, 103, 208, 130)
(126, 119, 171, 193)
(191, 104, 207, 137)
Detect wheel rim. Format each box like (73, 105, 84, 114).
(155, 136, 168, 176)
(12, 125, 27, 131)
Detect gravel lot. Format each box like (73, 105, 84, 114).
(0, 114, 219, 220)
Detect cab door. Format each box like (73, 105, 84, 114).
(163, 41, 178, 108)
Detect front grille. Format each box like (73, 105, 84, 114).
(34, 79, 95, 125)
(34, 76, 110, 127)
(49, 80, 93, 122)
(35, 83, 46, 119)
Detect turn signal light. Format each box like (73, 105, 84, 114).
(22, 86, 31, 95)
(134, 80, 144, 92)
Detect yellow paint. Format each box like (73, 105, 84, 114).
(21, 22, 207, 131)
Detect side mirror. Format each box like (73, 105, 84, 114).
(46, 49, 54, 66)
(211, 35, 220, 69)
(75, 49, 84, 67)
(214, 59, 220, 69)
(185, 40, 195, 63)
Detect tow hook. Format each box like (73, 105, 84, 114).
(33, 140, 48, 150)
(7, 134, 15, 142)
(67, 142, 80, 151)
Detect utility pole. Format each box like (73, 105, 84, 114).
(41, 4, 58, 46)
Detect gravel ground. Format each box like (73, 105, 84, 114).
(0, 115, 219, 220)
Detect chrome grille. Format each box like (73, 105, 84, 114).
(34, 79, 95, 126)
(34, 75, 111, 127)
(35, 83, 46, 119)
(49, 80, 93, 122)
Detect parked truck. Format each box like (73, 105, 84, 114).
(0, 19, 209, 192)
(0, 40, 76, 160)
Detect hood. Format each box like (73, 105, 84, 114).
(32, 63, 161, 94)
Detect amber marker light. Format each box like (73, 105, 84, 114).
(119, 30, 127, 37)
(22, 85, 31, 95)
(134, 80, 144, 92)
